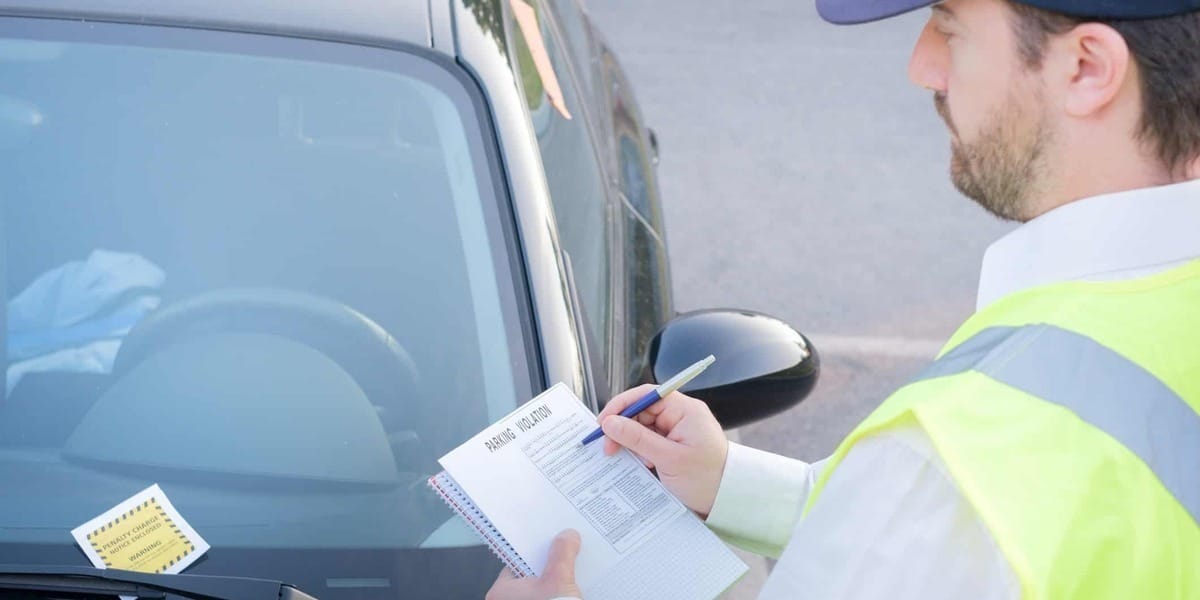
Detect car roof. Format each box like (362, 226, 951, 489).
(0, 0, 432, 48)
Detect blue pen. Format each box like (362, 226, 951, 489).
(581, 354, 716, 446)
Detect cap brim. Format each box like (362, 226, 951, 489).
(816, 0, 939, 24)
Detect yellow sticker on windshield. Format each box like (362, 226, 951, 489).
(71, 484, 210, 575)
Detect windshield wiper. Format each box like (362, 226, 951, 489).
(0, 564, 318, 599)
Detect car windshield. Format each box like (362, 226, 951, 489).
(0, 18, 530, 599)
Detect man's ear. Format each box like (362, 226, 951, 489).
(1048, 23, 1133, 118)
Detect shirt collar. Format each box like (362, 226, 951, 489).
(976, 179, 1200, 311)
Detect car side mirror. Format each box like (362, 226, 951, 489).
(645, 309, 818, 429)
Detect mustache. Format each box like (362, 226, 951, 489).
(933, 92, 959, 137)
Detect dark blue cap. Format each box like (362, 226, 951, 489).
(817, 0, 1200, 24)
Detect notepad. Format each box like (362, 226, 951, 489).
(429, 383, 747, 600)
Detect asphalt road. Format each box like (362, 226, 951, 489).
(587, 0, 1013, 461)
(586, 2, 1015, 596)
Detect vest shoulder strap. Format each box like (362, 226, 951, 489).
(913, 323, 1200, 524)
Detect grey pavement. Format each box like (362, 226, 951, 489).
(586, 0, 1015, 597)
(587, 0, 1013, 462)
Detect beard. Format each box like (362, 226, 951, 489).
(934, 90, 1050, 222)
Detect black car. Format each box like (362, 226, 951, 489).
(0, 1, 818, 598)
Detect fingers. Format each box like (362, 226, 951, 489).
(487, 531, 580, 600)
(635, 411, 657, 428)
(541, 529, 581, 584)
(598, 384, 657, 420)
(599, 386, 698, 432)
(651, 395, 692, 434)
(600, 415, 679, 465)
(492, 566, 515, 585)
(602, 438, 657, 470)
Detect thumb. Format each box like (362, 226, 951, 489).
(542, 529, 581, 587)
(601, 415, 677, 464)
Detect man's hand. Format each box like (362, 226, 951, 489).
(485, 529, 583, 600)
(598, 384, 728, 516)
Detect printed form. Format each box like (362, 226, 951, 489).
(439, 383, 746, 600)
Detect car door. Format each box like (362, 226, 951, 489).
(503, 0, 621, 398)
(603, 51, 673, 389)
(545, 0, 674, 389)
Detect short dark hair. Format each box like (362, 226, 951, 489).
(1007, 3, 1200, 175)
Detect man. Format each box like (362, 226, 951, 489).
(487, 0, 1200, 597)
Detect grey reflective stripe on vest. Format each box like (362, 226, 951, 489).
(913, 324, 1200, 524)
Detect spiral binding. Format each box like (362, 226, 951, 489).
(428, 471, 535, 577)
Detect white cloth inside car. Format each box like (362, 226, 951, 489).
(6, 249, 164, 393)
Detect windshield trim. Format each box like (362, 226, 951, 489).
(0, 2, 432, 55)
(0, 564, 309, 600)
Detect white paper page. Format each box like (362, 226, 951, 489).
(439, 383, 745, 599)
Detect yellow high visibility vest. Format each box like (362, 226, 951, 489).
(804, 260, 1200, 599)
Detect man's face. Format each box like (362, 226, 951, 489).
(908, 0, 1053, 222)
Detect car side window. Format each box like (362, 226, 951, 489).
(546, 0, 600, 101)
(508, 0, 613, 354)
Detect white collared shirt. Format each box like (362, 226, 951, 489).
(701, 179, 1200, 599)
(976, 178, 1200, 310)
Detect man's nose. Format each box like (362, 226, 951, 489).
(908, 21, 949, 92)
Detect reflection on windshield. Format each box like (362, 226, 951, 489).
(0, 22, 520, 600)
(7, 250, 163, 393)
